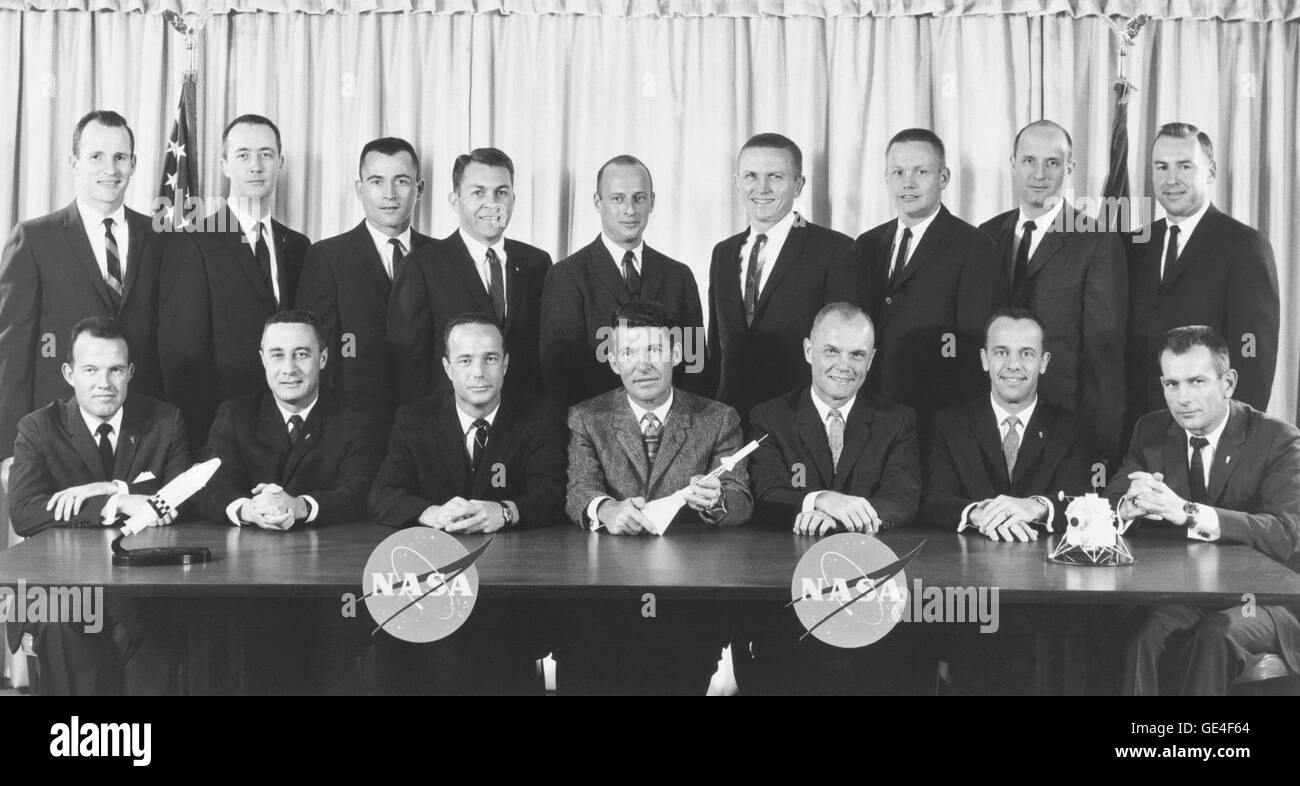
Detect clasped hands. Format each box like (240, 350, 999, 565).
(969, 495, 1049, 542)
(239, 483, 309, 531)
(1118, 471, 1189, 525)
(793, 491, 882, 537)
(420, 497, 508, 533)
(46, 481, 173, 527)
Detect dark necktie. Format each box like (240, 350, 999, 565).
(1188, 435, 1209, 503)
(641, 413, 663, 462)
(103, 218, 124, 302)
(622, 250, 641, 298)
(287, 414, 304, 446)
(254, 223, 275, 304)
(1002, 415, 1021, 482)
(889, 227, 913, 288)
(1161, 224, 1181, 290)
(471, 419, 490, 473)
(743, 233, 768, 326)
(96, 422, 115, 479)
(388, 238, 405, 279)
(1012, 219, 1037, 296)
(486, 248, 506, 322)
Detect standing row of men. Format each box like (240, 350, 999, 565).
(0, 111, 1282, 486)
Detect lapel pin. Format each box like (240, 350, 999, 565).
(1224, 455, 1231, 464)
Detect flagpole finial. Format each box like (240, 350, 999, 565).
(163, 10, 211, 72)
(1107, 14, 1150, 100)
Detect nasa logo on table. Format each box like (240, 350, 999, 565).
(790, 534, 915, 649)
(362, 528, 489, 643)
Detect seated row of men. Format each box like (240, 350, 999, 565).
(1, 111, 1282, 496)
(9, 297, 1299, 695)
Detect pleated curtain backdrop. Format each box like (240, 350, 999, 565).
(0, 2, 1296, 420)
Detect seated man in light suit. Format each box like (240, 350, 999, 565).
(1107, 325, 1300, 695)
(7, 316, 188, 694)
(925, 307, 1093, 541)
(749, 302, 920, 536)
(739, 302, 926, 694)
(369, 312, 565, 694)
(561, 300, 751, 693)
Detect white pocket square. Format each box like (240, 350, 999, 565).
(132, 470, 157, 483)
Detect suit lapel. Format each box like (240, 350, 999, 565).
(121, 209, 149, 308)
(436, 402, 472, 496)
(614, 402, 650, 491)
(281, 397, 328, 482)
(648, 394, 690, 492)
(833, 397, 874, 490)
(716, 232, 747, 322)
(1011, 404, 1049, 485)
(1162, 420, 1192, 501)
(795, 390, 835, 490)
(447, 233, 497, 315)
(112, 398, 145, 480)
(970, 402, 1009, 486)
(590, 238, 632, 305)
(640, 246, 666, 302)
(753, 218, 805, 321)
(271, 219, 301, 307)
(1026, 227, 1064, 282)
(1205, 404, 1246, 505)
(59, 203, 118, 313)
(63, 400, 108, 480)
(889, 207, 951, 293)
(350, 222, 393, 298)
(471, 402, 516, 498)
(220, 209, 277, 313)
(1163, 205, 1218, 293)
(988, 211, 1016, 274)
(504, 244, 525, 333)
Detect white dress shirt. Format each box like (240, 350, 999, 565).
(737, 210, 798, 297)
(800, 391, 857, 513)
(1013, 198, 1064, 264)
(890, 204, 941, 275)
(954, 395, 1055, 532)
(459, 228, 509, 316)
(76, 199, 130, 289)
(226, 396, 321, 526)
(1159, 199, 1211, 279)
(587, 392, 674, 529)
(228, 200, 283, 305)
(601, 234, 643, 279)
(365, 221, 413, 280)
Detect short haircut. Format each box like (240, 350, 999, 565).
(261, 309, 325, 350)
(1013, 119, 1073, 159)
(983, 306, 1046, 346)
(611, 300, 675, 348)
(596, 154, 653, 194)
(811, 302, 874, 336)
(887, 128, 946, 168)
(1155, 122, 1214, 162)
(452, 148, 514, 192)
(67, 316, 130, 363)
(739, 133, 803, 177)
(358, 137, 420, 178)
(442, 312, 505, 359)
(222, 114, 282, 156)
(1160, 325, 1231, 378)
(73, 110, 135, 158)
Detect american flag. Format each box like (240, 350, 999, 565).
(157, 71, 198, 230)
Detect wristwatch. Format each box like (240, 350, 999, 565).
(500, 502, 515, 528)
(1183, 501, 1201, 528)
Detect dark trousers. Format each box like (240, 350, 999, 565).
(1123, 603, 1299, 695)
(26, 597, 176, 696)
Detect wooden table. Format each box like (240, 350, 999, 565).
(3, 522, 1299, 604)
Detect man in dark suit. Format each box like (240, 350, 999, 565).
(7, 317, 187, 694)
(979, 121, 1127, 462)
(925, 307, 1093, 540)
(857, 128, 1006, 423)
(389, 148, 551, 403)
(1126, 123, 1279, 425)
(561, 301, 751, 693)
(1, 110, 164, 488)
(1107, 326, 1300, 695)
(198, 310, 377, 530)
(159, 114, 311, 448)
(368, 313, 565, 694)
(749, 302, 920, 536)
(741, 302, 927, 694)
(296, 137, 433, 422)
(704, 133, 866, 422)
(541, 155, 705, 406)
